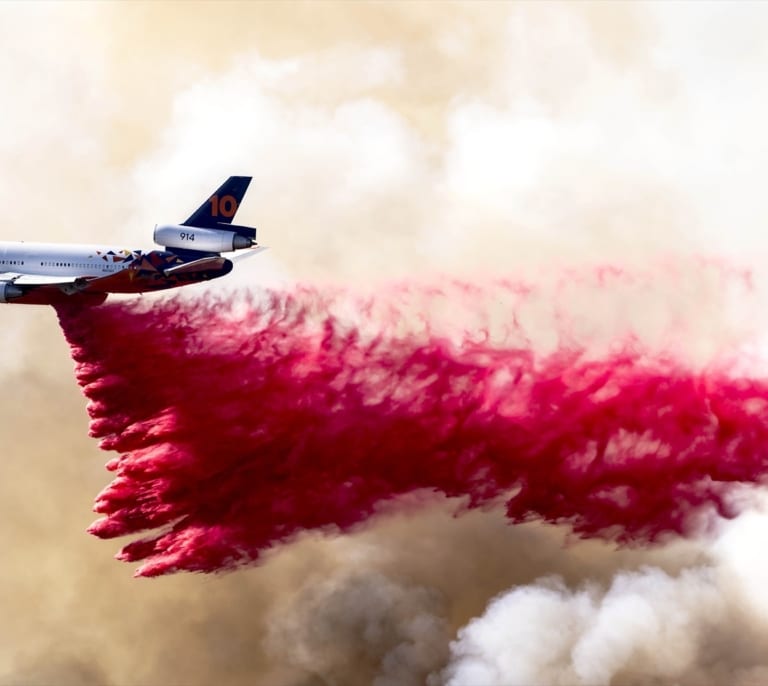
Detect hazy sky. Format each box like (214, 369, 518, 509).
(3, 3, 768, 684)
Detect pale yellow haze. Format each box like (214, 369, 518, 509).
(1, 3, 768, 685)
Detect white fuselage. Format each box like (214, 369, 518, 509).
(0, 241, 141, 278)
(0, 175, 259, 306)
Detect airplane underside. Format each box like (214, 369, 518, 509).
(6, 256, 234, 305)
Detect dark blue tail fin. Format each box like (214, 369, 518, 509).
(183, 176, 252, 230)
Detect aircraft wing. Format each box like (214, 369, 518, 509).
(8, 274, 85, 287)
(0, 272, 104, 296)
(5, 270, 146, 294)
(0, 272, 88, 295)
(0, 271, 106, 305)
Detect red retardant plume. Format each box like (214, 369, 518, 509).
(55, 286, 768, 577)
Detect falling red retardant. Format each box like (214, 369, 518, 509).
(55, 286, 768, 577)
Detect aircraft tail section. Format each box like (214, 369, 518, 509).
(183, 176, 252, 230)
(158, 176, 258, 260)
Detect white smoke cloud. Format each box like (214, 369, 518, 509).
(128, 51, 432, 285)
(256, 505, 707, 686)
(122, 1, 768, 297)
(439, 507, 768, 686)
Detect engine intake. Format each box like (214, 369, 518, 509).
(0, 282, 23, 303)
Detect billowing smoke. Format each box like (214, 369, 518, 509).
(55, 271, 768, 578)
(438, 507, 768, 686)
(5, 2, 768, 684)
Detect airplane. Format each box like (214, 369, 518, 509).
(0, 176, 265, 306)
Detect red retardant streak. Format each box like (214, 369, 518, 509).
(55, 287, 768, 577)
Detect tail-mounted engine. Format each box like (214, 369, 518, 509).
(154, 224, 256, 254)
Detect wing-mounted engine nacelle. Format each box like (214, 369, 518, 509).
(154, 224, 256, 253)
(0, 282, 23, 303)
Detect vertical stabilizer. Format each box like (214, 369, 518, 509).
(182, 176, 252, 229)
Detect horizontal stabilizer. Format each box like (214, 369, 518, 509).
(230, 246, 269, 262)
(163, 256, 230, 277)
